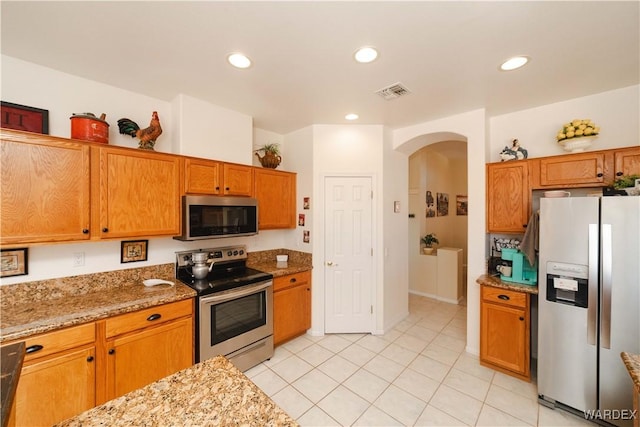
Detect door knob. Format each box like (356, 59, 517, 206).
(326, 261, 338, 267)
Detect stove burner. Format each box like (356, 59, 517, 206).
(175, 245, 272, 296)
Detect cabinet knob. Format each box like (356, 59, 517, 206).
(87, 356, 94, 362)
(82, 228, 89, 234)
(108, 349, 115, 355)
(290, 278, 297, 283)
(147, 313, 162, 321)
(519, 316, 525, 321)
(616, 171, 623, 176)
(225, 187, 230, 191)
(597, 173, 603, 177)
(102, 227, 109, 233)
(498, 294, 510, 301)
(26, 344, 44, 354)
(215, 186, 220, 190)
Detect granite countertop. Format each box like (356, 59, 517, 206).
(247, 248, 312, 278)
(621, 352, 640, 393)
(476, 274, 539, 295)
(56, 355, 298, 427)
(1, 341, 24, 427)
(0, 264, 196, 343)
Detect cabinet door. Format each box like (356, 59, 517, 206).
(273, 272, 311, 346)
(105, 317, 193, 400)
(94, 146, 181, 238)
(486, 162, 530, 233)
(538, 152, 605, 187)
(480, 301, 529, 378)
(185, 158, 222, 195)
(254, 169, 297, 229)
(1, 136, 91, 244)
(222, 163, 253, 196)
(13, 346, 96, 426)
(614, 147, 640, 178)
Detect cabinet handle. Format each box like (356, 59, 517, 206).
(597, 173, 603, 177)
(616, 171, 623, 176)
(498, 294, 510, 301)
(108, 349, 115, 355)
(519, 316, 525, 321)
(102, 227, 109, 233)
(87, 356, 94, 362)
(306, 288, 310, 291)
(290, 278, 297, 283)
(26, 344, 43, 354)
(215, 186, 220, 190)
(147, 313, 162, 321)
(225, 187, 230, 191)
(82, 228, 89, 234)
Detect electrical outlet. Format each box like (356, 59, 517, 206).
(73, 252, 85, 267)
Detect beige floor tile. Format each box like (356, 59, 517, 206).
(338, 342, 377, 366)
(415, 404, 471, 426)
(485, 383, 539, 425)
(353, 405, 404, 426)
(291, 368, 339, 403)
(443, 368, 491, 401)
(409, 354, 452, 383)
(316, 334, 353, 353)
(430, 384, 483, 426)
(392, 368, 440, 402)
(270, 354, 314, 383)
(538, 405, 593, 426)
(271, 385, 314, 419)
(476, 404, 534, 426)
(343, 368, 390, 402)
(363, 354, 406, 382)
(317, 385, 371, 426)
(421, 342, 462, 366)
(373, 384, 427, 425)
(380, 342, 419, 367)
(296, 406, 341, 427)
(295, 343, 334, 367)
(318, 354, 360, 383)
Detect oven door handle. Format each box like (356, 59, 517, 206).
(201, 281, 272, 304)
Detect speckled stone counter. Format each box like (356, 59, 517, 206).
(56, 355, 298, 427)
(248, 249, 312, 278)
(0, 264, 196, 343)
(476, 274, 539, 295)
(621, 352, 640, 392)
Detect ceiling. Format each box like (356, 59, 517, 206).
(2, 1, 638, 135)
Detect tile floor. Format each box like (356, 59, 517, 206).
(245, 294, 591, 426)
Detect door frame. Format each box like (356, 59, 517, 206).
(312, 173, 378, 336)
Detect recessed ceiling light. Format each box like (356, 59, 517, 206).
(227, 53, 252, 69)
(500, 56, 529, 71)
(345, 113, 359, 120)
(354, 47, 378, 63)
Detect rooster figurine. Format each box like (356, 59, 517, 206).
(117, 111, 162, 150)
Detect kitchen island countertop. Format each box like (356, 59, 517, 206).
(621, 352, 640, 393)
(55, 355, 298, 427)
(476, 274, 538, 295)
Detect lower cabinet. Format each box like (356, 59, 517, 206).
(7, 323, 96, 427)
(480, 286, 531, 381)
(2, 299, 194, 425)
(273, 271, 311, 346)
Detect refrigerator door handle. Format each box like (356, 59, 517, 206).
(601, 224, 612, 349)
(587, 224, 598, 346)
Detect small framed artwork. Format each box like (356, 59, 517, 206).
(1, 248, 28, 278)
(303, 197, 310, 210)
(456, 195, 468, 216)
(121, 240, 148, 263)
(1, 101, 49, 134)
(298, 213, 306, 226)
(303, 230, 310, 243)
(437, 192, 449, 216)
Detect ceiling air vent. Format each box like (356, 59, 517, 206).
(375, 82, 411, 100)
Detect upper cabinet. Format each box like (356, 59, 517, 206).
(532, 152, 606, 188)
(1, 130, 91, 245)
(92, 146, 181, 239)
(486, 161, 530, 233)
(254, 168, 297, 229)
(184, 158, 253, 196)
(612, 146, 640, 178)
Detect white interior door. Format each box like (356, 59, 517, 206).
(324, 176, 373, 333)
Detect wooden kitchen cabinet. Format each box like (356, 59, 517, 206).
(254, 168, 297, 229)
(184, 158, 253, 196)
(92, 146, 182, 239)
(486, 161, 530, 233)
(612, 146, 640, 179)
(4, 323, 96, 426)
(532, 151, 606, 188)
(101, 299, 193, 401)
(222, 163, 254, 196)
(273, 270, 311, 346)
(1, 129, 91, 245)
(480, 286, 530, 381)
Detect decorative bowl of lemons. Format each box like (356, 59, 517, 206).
(556, 119, 600, 152)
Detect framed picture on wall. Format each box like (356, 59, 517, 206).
(1, 248, 28, 277)
(1, 101, 49, 134)
(456, 195, 468, 216)
(437, 193, 449, 216)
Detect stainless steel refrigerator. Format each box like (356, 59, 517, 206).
(538, 196, 640, 427)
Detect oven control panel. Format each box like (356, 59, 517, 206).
(175, 245, 247, 268)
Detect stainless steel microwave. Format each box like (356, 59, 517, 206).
(174, 195, 258, 241)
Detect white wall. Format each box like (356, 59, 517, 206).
(489, 85, 640, 162)
(393, 109, 487, 355)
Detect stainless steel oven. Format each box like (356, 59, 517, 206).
(176, 245, 274, 371)
(199, 280, 273, 369)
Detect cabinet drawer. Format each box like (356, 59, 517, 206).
(274, 270, 311, 292)
(12, 323, 95, 362)
(105, 299, 193, 338)
(482, 286, 527, 308)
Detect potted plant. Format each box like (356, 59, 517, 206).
(612, 174, 640, 196)
(421, 233, 439, 255)
(254, 143, 282, 169)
